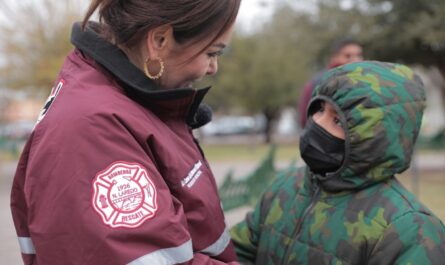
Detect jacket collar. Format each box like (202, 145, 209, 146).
(70, 22, 211, 123)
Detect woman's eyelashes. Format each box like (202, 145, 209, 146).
(207, 50, 224, 58)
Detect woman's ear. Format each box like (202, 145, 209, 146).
(145, 24, 174, 58)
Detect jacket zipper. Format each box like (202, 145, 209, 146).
(282, 174, 322, 264)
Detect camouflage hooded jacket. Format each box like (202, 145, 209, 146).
(230, 61, 445, 265)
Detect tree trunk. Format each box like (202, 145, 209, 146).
(435, 63, 445, 145)
(436, 63, 445, 115)
(262, 108, 281, 144)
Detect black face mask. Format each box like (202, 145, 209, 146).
(299, 118, 345, 175)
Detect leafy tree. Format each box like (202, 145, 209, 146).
(0, 0, 85, 93)
(358, 0, 445, 104)
(313, 0, 445, 110)
(276, 0, 445, 132)
(207, 5, 313, 143)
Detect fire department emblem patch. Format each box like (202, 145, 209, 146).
(92, 162, 158, 228)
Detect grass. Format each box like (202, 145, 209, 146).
(399, 170, 445, 222)
(201, 142, 300, 162)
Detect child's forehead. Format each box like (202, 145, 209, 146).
(323, 101, 337, 111)
(321, 101, 339, 115)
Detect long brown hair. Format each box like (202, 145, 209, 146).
(82, 0, 241, 52)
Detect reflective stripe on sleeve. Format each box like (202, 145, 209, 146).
(200, 228, 231, 257)
(127, 239, 193, 265)
(18, 237, 36, 254)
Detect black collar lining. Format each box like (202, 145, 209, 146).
(70, 22, 203, 101)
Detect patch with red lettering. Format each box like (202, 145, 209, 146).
(92, 161, 158, 228)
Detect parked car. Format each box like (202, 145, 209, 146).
(201, 115, 265, 136)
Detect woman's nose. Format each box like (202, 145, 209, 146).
(207, 57, 218, 76)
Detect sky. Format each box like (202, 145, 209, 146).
(235, 0, 319, 33)
(236, 0, 276, 32)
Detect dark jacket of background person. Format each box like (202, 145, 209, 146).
(230, 61, 445, 265)
(10, 22, 238, 265)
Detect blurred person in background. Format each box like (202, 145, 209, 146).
(298, 38, 363, 128)
(231, 61, 445, 264)
(10, 0, 242, 264)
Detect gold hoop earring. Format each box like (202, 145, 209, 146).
(143, 57, 164, 80)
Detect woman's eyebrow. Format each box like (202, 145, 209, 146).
(212, 43, 226, 49)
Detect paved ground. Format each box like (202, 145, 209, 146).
(1, 151, 444, 263)
(0, 161, 21, 264)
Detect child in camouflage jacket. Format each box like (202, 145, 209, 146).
(230, 61, 445, 265)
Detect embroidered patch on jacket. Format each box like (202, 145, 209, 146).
(181, 160, 203, 188)
(35, 79, 64, 126)
(92, 161, 158, 228)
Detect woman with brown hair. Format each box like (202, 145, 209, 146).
(10, 1, 241, 264)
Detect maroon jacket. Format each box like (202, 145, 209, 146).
(10, 22, 237, 265)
